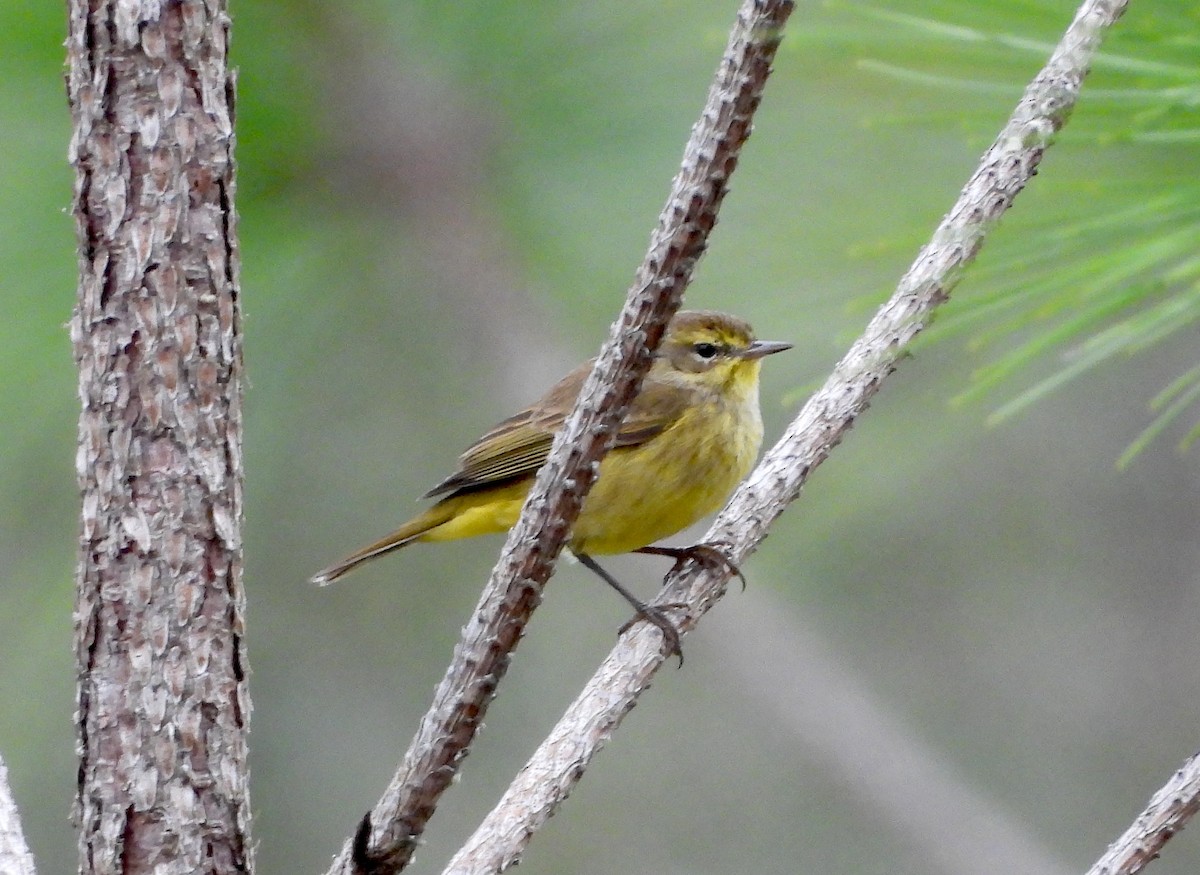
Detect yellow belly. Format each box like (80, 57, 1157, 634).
(418, 395, 763, 555)
(571, 400, 762, 554)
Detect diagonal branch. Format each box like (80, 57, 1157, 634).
(1084, 752, 1200, 875)
(327, 1, 796, 872)
(444, 0, 1131, 871)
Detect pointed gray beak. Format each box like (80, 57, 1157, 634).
(741, 340, 792, 359)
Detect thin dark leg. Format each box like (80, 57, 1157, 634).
(575, 552, 684, 665)
(635, 543, 747, 592)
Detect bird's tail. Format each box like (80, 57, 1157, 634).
(311, 503, 455, 585)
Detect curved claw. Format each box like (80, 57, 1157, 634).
(575, 552, 686, 667)
(618, 602, 686, 667)
(636, 543, 747, 592)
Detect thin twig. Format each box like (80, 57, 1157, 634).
(1084, 752, 1200, 875)
(326, 1, 796, 872)
(0, 753, 36, 875)
(445, 0, 1131, 871)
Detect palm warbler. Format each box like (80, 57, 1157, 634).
(313, 310, 790, 653)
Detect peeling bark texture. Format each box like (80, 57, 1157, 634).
(66, 2, 251, 874)
(0, 754, 36, 875)
(328, 1, 795, 873)
(1085, 752, 1200, 875)
(444, 0, 1130, 871)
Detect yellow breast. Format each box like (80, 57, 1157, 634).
(570, 379, 763, 555)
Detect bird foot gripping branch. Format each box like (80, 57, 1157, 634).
(313, 310, 789, 654)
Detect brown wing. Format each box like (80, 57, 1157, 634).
(423, 360, 688, 499)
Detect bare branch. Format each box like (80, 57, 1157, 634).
(1084, 753, 1200, 875)
(0, 753, 36, 875)
(445, 0, 1131, 870)
(328, 1, 796, 872)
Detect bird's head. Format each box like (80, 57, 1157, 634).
(655, 310, 791, 398)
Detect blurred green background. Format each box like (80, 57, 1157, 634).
(3, 2, 1199, 873)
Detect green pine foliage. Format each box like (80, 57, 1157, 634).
(824, 1, 1200, 463)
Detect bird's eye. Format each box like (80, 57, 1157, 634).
(694, 342, 719, 359)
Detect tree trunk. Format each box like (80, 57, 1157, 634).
(66, 2, 251, 873)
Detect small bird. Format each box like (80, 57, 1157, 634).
(313, 310, 790, 658)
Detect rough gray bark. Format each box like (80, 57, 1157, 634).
(443, 0, 1134, 871)
(1085, 752, 1200, 875)
(328, 1, 796, 873)
(66, 2, 251, 874)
